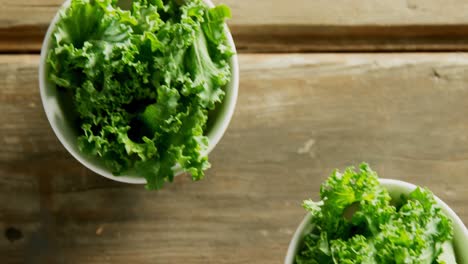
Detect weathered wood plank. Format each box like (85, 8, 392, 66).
(3, 0, 468, 52)
(6, 0, 468, 28)
(1, 54, 468, 263)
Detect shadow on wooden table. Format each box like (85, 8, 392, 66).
(1, 157, 133, 263)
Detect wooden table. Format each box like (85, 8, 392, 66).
(1, 1, 468, 263)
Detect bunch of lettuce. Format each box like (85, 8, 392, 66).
(296, 164, 455, 264)
(47, 0, 233, 189)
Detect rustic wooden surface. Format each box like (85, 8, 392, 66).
(1, 0, 468, 263)
(3, 0, 468, 52)
(1, 53, 468, 263)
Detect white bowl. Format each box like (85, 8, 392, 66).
(285, 179, 468, 264)
(39, 0, 239, 184)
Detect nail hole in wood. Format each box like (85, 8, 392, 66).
(5, 227, 23, 243)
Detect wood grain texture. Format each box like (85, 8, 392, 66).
(3, 0, 468, 52)
(1, 53, 468, 263)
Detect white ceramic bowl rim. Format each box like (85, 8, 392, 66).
(39, 0, 239, 184)
(284, 179, 468, 264)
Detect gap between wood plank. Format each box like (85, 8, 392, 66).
(3, 25, 468, 53)
(231, 25, 468, 53)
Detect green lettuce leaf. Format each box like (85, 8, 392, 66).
(295, 164, 454, 264)
(47, 0, 232, 189)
